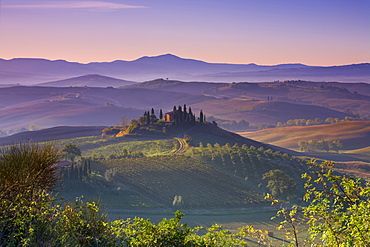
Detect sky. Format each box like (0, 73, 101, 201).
(0, 0, 369, 66)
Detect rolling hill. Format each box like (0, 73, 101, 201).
(238, 121, 370, 151)
(123, 79, 370, 118)
(0, 86, 215, 130)
(0, 80, 367, 131)
(0, 126, 106, 145)
(37, 74, 136, 87)
(5, 123, 305, 210)
(191, 100, 354, 125)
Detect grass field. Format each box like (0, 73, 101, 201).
(238, 121, 370, 151)
(52, 136, 178, 157)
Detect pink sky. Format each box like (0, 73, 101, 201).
(0, 0, 369, 65)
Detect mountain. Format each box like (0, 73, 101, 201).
(37, 74, 136, 87)
(1, 54, 369, 84)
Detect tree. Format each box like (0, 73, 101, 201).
(262, 169, 297, 200)
(130, 119, 139, 127)
(267, 160, 370, 246)
(298, 141, 308, 152)
(300, 160, 370, 246)
(317, 140, 330, 152)
(62, 143, 82, 163)
(28, 124, 43, 131)
(145, 111, 150, 124)
(159, 109, 163, 119)
(118, 115, 129, 128)
(325, 117, 334, 124)
(137, 116, 147, 125)
(200, 110, 204, 123)
(330, 140, 342, 153)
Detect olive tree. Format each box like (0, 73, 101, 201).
(262, 169, 297, 200)
(61, 143, 82, 163)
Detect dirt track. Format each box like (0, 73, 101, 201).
(174, 137, 187, 154)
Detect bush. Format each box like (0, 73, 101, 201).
(0, 143, 60, 245)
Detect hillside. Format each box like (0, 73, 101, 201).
(191, 100, 354, 125)
(123, 79, 370, 118)
(122, 78, 227, 95)
(0, 86, 215, 130)
(182, 122, 298, 155)
(0, 126, 106, 145)
(94, 155, 267, 209)
(1, 80, 368, 132)
(238, 121, 370, 151)
(38, 74, 136, 87)
(54, 132, 308, 209)
(2, 119, 367, 212)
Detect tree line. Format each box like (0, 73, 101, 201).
(121, 105, 206, 136)
(298, 140, 342, 153)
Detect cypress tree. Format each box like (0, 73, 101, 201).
(78, 166, 83, 179)
(71, 164, 77, 179)
(178, 106, 183, 123)
(70, 164, 74, 179)
(200, 110, 204, 123)
(159, 109, 163, 119)
(83, 160, 88, 176)
(146, 111, 150, 124)
(174, 110, 179, 125)
(87, 159, 91, 175)
(151, 108, 154, 115)
(184, 113, 189, 123)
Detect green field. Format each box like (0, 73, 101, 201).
(52, 136, 178, 157)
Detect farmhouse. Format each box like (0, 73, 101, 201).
(164, 111, 176, 122)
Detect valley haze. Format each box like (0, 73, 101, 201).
(1, 54, 369, 85)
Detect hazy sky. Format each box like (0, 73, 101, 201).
(0, 0, 369, 65)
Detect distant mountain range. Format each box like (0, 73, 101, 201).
(1, 54, 369, 85)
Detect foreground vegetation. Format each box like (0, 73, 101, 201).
(1, 143, 369, 246)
